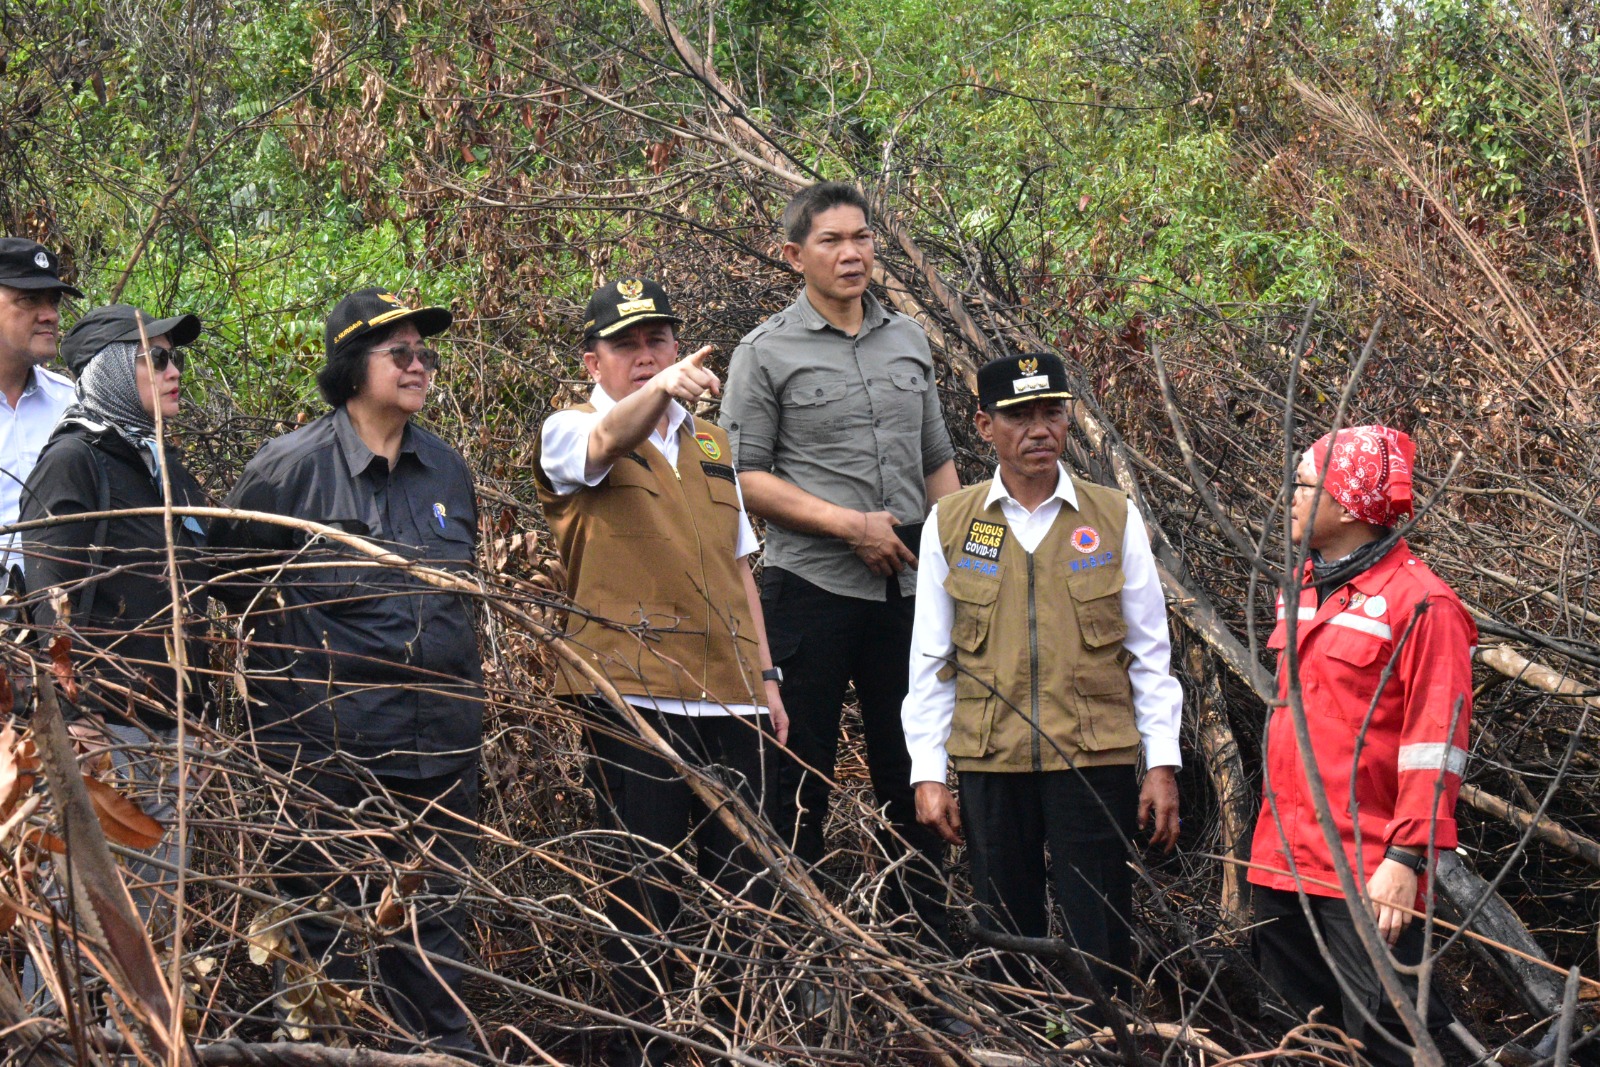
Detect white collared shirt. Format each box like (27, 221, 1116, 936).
(903, 463, 1183, 783)
(0, 366, 75, 574)
(539, 384, 762, 717)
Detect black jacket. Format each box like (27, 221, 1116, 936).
(19, 421, 212, 726)
(208, 408, 484, 778)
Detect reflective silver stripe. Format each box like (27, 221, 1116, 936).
(1277, 606, 1317, 621)
(1327, 612, 1392, 640)
(1398, 742, 1469, 775)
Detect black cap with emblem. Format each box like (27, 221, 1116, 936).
(0, 238, 84, 297)
(60, 304, 202, 377)
(582, 277, 683, 341)
(324, 286, 452, 359)
(977, 352, 1074, 410)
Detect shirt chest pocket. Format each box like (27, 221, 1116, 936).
(945, 571, 1000, 652)
(783, 377, 855, 443)
(1312, 624, 1392, 722)
(424, 513, 476, 566)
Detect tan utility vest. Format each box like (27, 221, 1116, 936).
(936, 476, 1141, 772)
(534, 407, 762, 705)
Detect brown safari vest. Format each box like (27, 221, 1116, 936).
(936, 477, 1140, 772)
(533, 408, 762, 705)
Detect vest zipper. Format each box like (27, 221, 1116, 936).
(1028, 553, 1041, 771)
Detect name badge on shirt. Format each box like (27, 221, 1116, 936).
(962, 518, 1007, 561)
(701, 462, 736, 483)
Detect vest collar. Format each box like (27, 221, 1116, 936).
(983, 462, 1078, 513)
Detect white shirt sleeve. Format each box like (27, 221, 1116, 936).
(1120, 499, 1183, 769)
(902, 505, 957, 784)
(734, 476, 759, 559)
(538, 408, 608, 497)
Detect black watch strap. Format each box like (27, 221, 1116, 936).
(761, 667, 783, 684)
(1384, 846, 1427, 872)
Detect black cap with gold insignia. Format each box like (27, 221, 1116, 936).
(978, 352, 1074, 410)
(582, 277, 683, 341)
(325, 286, 452, 359)
(0, 238, 83, 297)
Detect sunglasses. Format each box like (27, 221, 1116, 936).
(143, 346, 185, 373)
(371, 342, 441, 373)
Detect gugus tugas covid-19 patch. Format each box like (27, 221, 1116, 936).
(963, 518, 1007, 561)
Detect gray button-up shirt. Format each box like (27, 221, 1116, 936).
(720, 289, 955, 600)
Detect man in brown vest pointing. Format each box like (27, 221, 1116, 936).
(534, 277, 787, 1067)
(902, 352, 1182, 1005)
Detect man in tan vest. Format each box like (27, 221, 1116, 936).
(534, 277, 787, 1067)
(901, 352, 1181, 1005)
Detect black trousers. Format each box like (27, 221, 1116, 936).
(761, 567, 949, 947)
(1253, 886, 1453, 1066)
(960, 766, 1138, 1001)
(580, 698, 776, 1021)
(269, 762, 479, 1051)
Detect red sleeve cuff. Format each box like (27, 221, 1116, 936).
(1384, 816, 1458, 852)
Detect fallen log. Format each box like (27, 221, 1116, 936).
(1459, 785, 1600, 870)
(1433, 851, 1569, 1018)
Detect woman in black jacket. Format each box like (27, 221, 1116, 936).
(17, 304, 210, 973)
(20, 303, 211, 725)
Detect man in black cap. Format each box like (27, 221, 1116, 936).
(210, 287, 485, 1055)
(901, 352, 1181, 1006)
(0, 238, 82, 575)
(535, 278, 786, 1066)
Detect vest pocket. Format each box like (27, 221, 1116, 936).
(1070, 572, 1128, 649)
(948, 667, 997, 758)
(704, 471, 741, 510)
(945, 572, 1000, 652)
(1075, 666, 1139, 750)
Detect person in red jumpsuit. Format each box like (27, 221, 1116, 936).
(1249, 424, 1476, 1065)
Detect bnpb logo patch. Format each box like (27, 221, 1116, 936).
(694, 432, 722, 460)
(963, 519, 1007, 561)
(1071, 526, 1100, 553)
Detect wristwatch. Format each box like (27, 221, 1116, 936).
(1383, 846, 1427, 872)
(761, 667, 783, 684)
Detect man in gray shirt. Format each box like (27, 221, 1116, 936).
(720, 183, 962, 1004)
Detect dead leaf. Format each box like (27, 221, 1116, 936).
(47, 634, 77, 702)
(83, 775, 165, 849)
(0, 724, 33, 818)
(374, 869, 427, 931)
(247, 906, 291, 967)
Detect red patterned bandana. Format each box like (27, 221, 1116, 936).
(1309, 425, 1416, 527)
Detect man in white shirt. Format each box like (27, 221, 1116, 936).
(533, 277, 787, 1067)
(0, 238, 81, 577)
(902, 352, 1181, 1004)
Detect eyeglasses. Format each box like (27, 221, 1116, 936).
(143, 346, 185, 373)
(371, 342, 441, 372)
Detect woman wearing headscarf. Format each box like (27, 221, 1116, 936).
(20, 302, 211, 726)
(17, 304, 212, 972)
